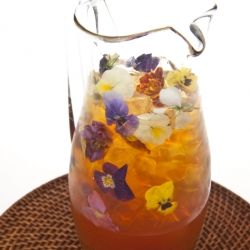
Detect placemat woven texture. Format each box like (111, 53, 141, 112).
(1, 175, 249, 249)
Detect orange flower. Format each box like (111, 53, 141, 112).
(136, 67, 164, 106)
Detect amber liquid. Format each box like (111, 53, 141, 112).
(69, 97, 210, 250)
(72, 205, 206, 250)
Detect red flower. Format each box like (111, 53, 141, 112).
(136, 67, 164, 106)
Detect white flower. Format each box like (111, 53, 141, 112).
(159, 87, 182, 107)
(175, 112, 192, 129)
(96, 67, 135, 98)
(134, 113, 172, 145)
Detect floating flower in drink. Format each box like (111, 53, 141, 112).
(127, 53, 160, 72)
(96, 67, 135, 98)
(82, 190, 119, 232)
(145, 180, 177, 215)
(103, 92, 139, 137)
(159, 86, 182, 108)
(99, 53, 119, 74)
(166, 67, 198, 93)
(94, 162, 134, 201)
(136, 67, 164, 106)
(81, 121, 112, 162)
(134, 113, 172, 145)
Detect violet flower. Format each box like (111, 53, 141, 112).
(82, 191, 119, 232)
(94, 162, 134, 201)
(103, 92, 138, 137)
(82, 121, 112, 162)
(127, 53, 160, 72)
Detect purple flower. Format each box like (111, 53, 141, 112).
(94, 162, 135, 201)
(103, 92, 139, 137)
(127, 54, 160, 72)
(82, 191, 119, 232)
(82, 121, 112, 162)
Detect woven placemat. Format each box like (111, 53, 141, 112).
(0, 175, 249, 249)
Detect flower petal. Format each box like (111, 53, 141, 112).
(113, 164, 134, 201)
(145, 186, 163, 210)
(103, 162, 118, 175)
(81, 207, 119, 232)
(158, 181, 175, 200)
(103, 92, 128, 125)
(88, 191, 106, 213)
(115, 114, 139, 136)
(134, 113, 172, 145)
(86, 148, 104, 162)
(145, 181, 176, 213)
(133, 54, 160, 72)
(159, 87, 182, 107)
(82, 121, 112, 162)
(97, 67, 134, 98)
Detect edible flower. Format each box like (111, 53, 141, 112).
(103, 92, 138, 137)
(99, 53, 119, 74)
(127, 53, 160, 72)
(82, 121, 112, 162)
(94, 162, 134, 201)
(82, 191, 119, 231)
(136, 67, 164, 106)
(145, 180, 177, 215)
(134, 113, 172, 145)
(159, 86, 182, 107)
(96, 67, 135, 98)
(166, 67, 198, 93)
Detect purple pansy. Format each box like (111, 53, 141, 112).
(103, 92, 138, 137)
(82, 191, 119, 232)
(81, 121, 112, 162)
(94, 162, 134, 201)
(127, 53, 160, 72)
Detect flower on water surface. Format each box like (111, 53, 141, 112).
(166, 67, 198, 93)
(94, 162, 135, 201)
(159, 86, 182, 107)
(81, 121, 112, 162)
(145, 180, 177, 215)
(136, 67, 164, 106)
(134, 113, 172, 145)
(127, 53, 160, 72)
(82, 190, 119, 231)
(103, 92, 139, 137)
(99, 53, 119, 74)
(96, 66, 135, 98)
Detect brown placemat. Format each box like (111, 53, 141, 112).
(0, 175, 249, 249)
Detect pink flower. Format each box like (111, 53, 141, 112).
(81, 191, 119, 232)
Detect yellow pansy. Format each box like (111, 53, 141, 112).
(166, 67, 198, 93)
(145, 180, 177, 215)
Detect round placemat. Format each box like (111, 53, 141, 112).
(0, 175, 249, 249)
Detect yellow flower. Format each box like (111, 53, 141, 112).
(134, 113, 172, 145)
(166, 67, 198, 93)
(145, 180, 177, 215)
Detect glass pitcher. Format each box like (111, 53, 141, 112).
(67, 1, 217, 249)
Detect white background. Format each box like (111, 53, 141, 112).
(0, 0, 250, 215)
